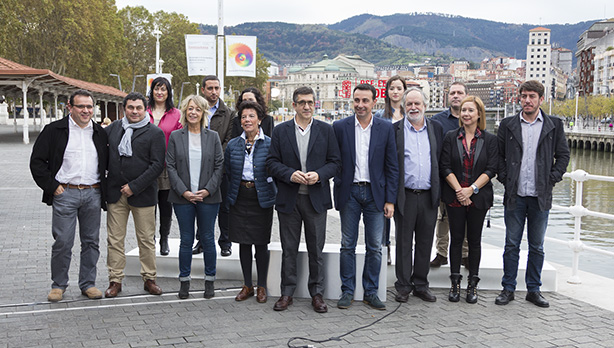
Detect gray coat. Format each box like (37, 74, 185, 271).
(497, 109, 570, 211)
(166, 128, 224, 205)
(106, 120, 166, 207)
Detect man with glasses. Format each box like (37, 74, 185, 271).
(30, 89, 108, 302)
(267, 86, 341, 313)
(104, 92, 166, 298)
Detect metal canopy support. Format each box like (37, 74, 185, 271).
(21, 81, 29, 144)
(39, 90, 45, 127)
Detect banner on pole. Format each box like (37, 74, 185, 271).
(226, 35, 257, 77)
(185, 34, 216, 76)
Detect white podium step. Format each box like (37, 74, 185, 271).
(126, 240, 556, 301)
(126, 239, 387, 301)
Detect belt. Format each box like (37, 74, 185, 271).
(405, 188, 429, 194)
(353, 181, 370, 186)
(61, 183, 100, 189)
(240, 180, 255, 189)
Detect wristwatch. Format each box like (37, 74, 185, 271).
(471, 184, 479, 194)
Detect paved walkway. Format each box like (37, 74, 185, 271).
(1, 125, 613, 348)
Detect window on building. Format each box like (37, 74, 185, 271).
(538, 39, 541, 44)
(532, 40, 535, 45)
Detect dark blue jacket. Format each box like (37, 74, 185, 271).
(333, 115, 399, 211)
(225, 134, 276, 208)
(266, 119, 341, 214)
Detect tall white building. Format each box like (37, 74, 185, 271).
(525, 27, 552, 98)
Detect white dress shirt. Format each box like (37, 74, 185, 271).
(353, 115, 373, 183)
(55, 116, 99, 185)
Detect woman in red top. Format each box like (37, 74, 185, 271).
(439, 96, 498, 304)
(148, 77, 182, 255)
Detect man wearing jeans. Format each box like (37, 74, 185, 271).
(496, 80, 569, 308)
(333, 83, 398, 310)
(30, 89, 108, 302)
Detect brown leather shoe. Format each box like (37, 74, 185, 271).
(144, 279, 163, 295)
(273, 295, 293, 311)
(312, 294, 328, 313)
(105, 282, 122, 298)
(256, 286, 267, 303)
(235, 285, 254, 301)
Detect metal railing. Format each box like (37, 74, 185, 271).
(493, 169, 614, 284)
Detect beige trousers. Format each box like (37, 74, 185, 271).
(107, 195, 157, 282)
(435, 201, 468, 258)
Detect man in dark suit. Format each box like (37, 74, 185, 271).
(266, 86, 341, 313)
(393, 87, 443, 303)
(194, 75, 234, 257)
(333, 83, 399, 310)
(104, 92, 166, 298)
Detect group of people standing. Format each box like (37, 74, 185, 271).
(30, 75, 569, 313)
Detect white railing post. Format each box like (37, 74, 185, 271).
(566, 170, 589, 284)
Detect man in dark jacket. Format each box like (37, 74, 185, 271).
(104, 92, 166, 298)
(194, 75, 234, 257)
(495, 80, 570, 308)
(266, 86, 341, 313)
(30, 89, 108, 302)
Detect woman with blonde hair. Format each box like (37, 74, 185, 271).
(439, 96, 498, 304)
(166, 95, 223, 299)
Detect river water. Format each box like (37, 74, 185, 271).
(482, 145, 614, 280)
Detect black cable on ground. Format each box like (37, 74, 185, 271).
(287, 290, 403, 348)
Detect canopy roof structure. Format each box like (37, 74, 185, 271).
(0, 57, 127, 143)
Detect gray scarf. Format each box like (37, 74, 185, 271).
(118, 116, 150, 157)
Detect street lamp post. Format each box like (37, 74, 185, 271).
(110, 74, 122, 91)
(131, 74, 144, 92)
(574, 91, 579, 132)
(152, 25, 162, 74)
(179, 82, 191, 105)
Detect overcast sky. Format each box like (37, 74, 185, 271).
(115, 0, 610, 26)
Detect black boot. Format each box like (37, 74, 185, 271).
(466, 275, 480, 304)
(204, 280, 215, 299)
(448, 274, 462, 302)
(159, 220, 171, 256)
(178, 280, 190, 299)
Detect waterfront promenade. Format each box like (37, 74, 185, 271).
(1, 125, 613, 348)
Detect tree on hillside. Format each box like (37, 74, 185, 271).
(117, 6, 154, 93)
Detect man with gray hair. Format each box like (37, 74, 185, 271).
(393, 87, 443, 303)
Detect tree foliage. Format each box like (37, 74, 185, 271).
(0, 0, 123, 83)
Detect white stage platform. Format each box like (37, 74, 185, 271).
(125, 239, 557, 300)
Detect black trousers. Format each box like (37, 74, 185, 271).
(446, 205, 488, 277)
(394, 189, 437, 293)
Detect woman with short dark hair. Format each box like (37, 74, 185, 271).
(225, 100, 276, 303)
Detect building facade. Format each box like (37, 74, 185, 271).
(525, 27, 552, 98)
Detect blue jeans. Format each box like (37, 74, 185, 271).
(174, 202, 220, 281)
(51, 187, 101, 291)
(339, 184, 384, 296)
(502, 196, 549, 292)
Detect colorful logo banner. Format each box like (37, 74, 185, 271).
(226, 35, 257, 77)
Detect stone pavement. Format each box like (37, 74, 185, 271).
(1, 124, 613, 348)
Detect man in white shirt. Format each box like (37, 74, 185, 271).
(30, 90, 108, 302)
(333, 84, 399, 310)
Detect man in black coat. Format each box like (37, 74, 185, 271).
(495, 80, 569, 308)
(266, 86, 341, 313)
(104, 92, 166, 298)
(30, 89, 108, 302)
